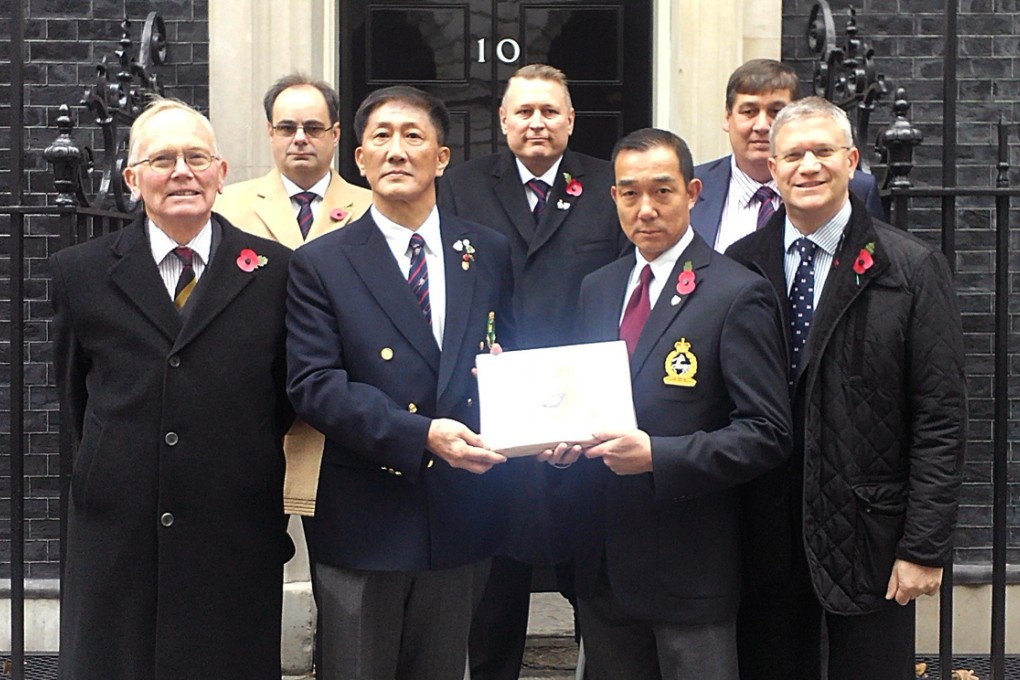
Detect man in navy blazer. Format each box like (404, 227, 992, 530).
(438, 64, 628, 680)
(692, 59, 885, 253)
(542, 128, 791, 679)
(286, 86, 516, 679)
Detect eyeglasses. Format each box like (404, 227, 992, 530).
(271, 122, 333, 139)
(130, 151, 220, 173)
(773, 145, 851, 165)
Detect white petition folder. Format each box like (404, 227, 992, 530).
(475, 340, 637, 457)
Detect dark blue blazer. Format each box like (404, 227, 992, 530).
(286, 211, 516, 571)
(569, 233, 792, 623)
(691, 154, 887, 249)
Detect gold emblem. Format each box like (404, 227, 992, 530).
(663, 338, 698, 387)
(408, 403, 418, 413)
(380, 347, 394, 361)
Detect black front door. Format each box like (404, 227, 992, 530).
(338, 0, 653, 183)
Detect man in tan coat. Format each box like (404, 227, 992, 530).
(216, 73, 371, 518)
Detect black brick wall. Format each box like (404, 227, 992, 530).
(0, 0, 208, 579)
(782, 0, 1019, 569)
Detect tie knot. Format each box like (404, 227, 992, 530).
(173, 246, 194, 266)
(794, 237, 817, 260)
(526, 178, 550, 198)
(753, 185, 776, 205)
(294, 191, 317, 207)
(409, 232, 426, 252)
(639, 264, 653, 286)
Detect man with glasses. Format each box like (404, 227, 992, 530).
(726, 97, 965, 680)
(692, 59, 885, 254)
(50, 98, 294, 679)
(215, 76, 371, 655)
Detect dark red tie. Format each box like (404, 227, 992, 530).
(619, 264, 653, 357)
(294, 191, 317, 239)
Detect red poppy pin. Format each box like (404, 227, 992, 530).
(563, 172, 583, 197)
(676, 261, 696, 296)
(237, 248, 268, 272)
(330, 202, 355, 223)
(853, 241, 875, 285)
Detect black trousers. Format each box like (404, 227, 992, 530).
(737, 576, 916, 680)
(468, 556, 577, 680)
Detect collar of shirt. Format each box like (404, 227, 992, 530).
(713, 156, 780, 252)
(149, 219, 213, 267)
(150, 219, 213, 301)
(371, 204, 446, 347)
(515, 156, 564, 209)
(283, 171, 332, 218)
(782, 198, 852, 305)
(730, 155, 779, 210)
(620, 227, 695, 323)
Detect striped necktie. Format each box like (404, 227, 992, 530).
(294, 191, 317, 239)
(526, 179, 550, 223)
(754, 185, 777, 230)
(408, 233, 431, 325)
(172, 246, 197, 311)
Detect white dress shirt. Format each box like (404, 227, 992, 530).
(714, 156, 781, 253)
(150, 220, 212, 300)
(619, 227, 696, 324)
(782, 198, 852, 308)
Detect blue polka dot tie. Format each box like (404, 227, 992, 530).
(789, 237, 817, 383)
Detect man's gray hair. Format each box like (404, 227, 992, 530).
(769, 96, 853, 153)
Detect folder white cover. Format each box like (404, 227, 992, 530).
(475, 340, 637, 457)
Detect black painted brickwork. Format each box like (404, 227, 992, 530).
(782, 0, 1020, 569)
(0, 0, 209, 579)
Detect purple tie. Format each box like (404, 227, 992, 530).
(619, 264, 653, 357)
(294, 191, 317, 239)
(526, 179, 550, 223)
(754, 185, 777, 230)
(408, 233, 431, 325)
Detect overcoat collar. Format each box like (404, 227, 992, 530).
(108, 214, 262, 351)
(252, 169, 358, 248)
(490, 148, 585, 255)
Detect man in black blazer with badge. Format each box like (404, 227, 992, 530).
(286, 86, 516, 680)
(542, 128, 791, 680)
(438, 63, 628, 680)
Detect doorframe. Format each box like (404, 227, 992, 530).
(210, 0, 781, 181)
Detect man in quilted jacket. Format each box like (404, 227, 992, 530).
(726, 96, 965, 680)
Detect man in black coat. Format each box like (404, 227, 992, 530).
(542, 128, 791, 680)
(437, 63, 628, 680)
(725, 96, 966, 680)
(50, 99, 293, 680)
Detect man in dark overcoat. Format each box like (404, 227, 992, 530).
(726, 96, 965, 680)
(50, 99, 294, 680)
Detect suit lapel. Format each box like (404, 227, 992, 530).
(108, 218, 183, 343)
(172, 217, 258, 351)
(437, 220, 477, 400)
(344, 217, 441, 372)
(253, 169, 305, 249)
(630, 234, 713, 377)
(529, 151, 577, 254)
(592, 259, 632, 343)
(492, 151, 537, 244)
(691, 158, 731, 247)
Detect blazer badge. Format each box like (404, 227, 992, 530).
(663, 338, 698, 387)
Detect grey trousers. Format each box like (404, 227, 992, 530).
(315, 559, 486, 680)
(578, 591, 739, 680)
